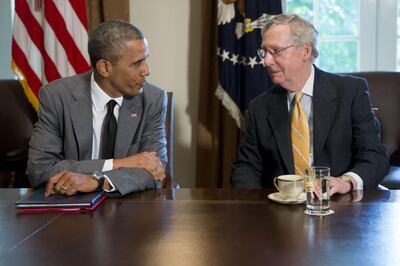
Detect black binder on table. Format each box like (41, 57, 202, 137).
(15, 188, 107, 213)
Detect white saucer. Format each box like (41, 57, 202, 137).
(268, 192, 306, 205)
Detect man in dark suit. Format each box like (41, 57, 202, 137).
(27, 20, 167, 197)
(231, 14, 389, 195)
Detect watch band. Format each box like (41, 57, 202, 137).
(91, 171, 105, 191)
(341, 174, 354, 192)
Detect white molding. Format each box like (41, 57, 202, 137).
(359, 0, 377, 71)
(376, 0, 397, 70)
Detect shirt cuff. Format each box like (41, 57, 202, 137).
(102, 159, 113, 171)
(103, 175, 117, 192)
(102, 159, 116, 192)
(344, 172, 363, 190)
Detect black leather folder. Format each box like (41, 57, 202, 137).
(15, 188, 107, 213)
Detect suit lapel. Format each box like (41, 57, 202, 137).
(313, 68, 338, 160)
(114, 95, 142, 158)
(267, 88, 294, 173)
(69, 73, 93, 160)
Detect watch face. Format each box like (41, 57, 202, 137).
(91, 171, 104, 191)
(92, 171, 102, 180)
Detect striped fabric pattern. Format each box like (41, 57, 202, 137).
(11, 0, 91, 110)
(291, 92, 310, 176)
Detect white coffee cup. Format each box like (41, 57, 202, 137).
(273, 175, 304, 200)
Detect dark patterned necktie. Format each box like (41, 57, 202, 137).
(100, 100, 117, 159)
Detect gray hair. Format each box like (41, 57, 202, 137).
(262, 14, 319, 60)
(88, 19, 144, 67)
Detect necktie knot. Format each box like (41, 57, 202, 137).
(107, 100, 117, 113)
(295, 91, 303, 102)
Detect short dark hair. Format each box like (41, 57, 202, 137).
(88, 19, 144, 67)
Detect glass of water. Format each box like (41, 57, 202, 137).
(304, 166, 334, 216)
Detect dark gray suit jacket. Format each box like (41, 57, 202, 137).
(232, 67, 390, 189)
(27, 72, 167, 196)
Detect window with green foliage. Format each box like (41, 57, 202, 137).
(286, 0, 359, 73)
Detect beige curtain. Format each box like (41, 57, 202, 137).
(195, 0, 243, 188)
(86, 0, 130, 32)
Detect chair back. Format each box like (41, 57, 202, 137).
(0, 80, 37, 187)
(164, 91, 174, 188)
(349, 72, 400, 189)
(349, 72, 400, 165)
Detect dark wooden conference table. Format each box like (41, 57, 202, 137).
(0, 188, 399, 266)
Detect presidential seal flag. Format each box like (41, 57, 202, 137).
(216, 0, 282, 128)
(11, 0, 91, 110)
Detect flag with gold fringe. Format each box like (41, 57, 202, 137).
(216, 0, 282, 128)
(11, 0, 91, 110)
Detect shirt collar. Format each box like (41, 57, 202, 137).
(90, 73, 123, 111)
(288, 65, 315, 102)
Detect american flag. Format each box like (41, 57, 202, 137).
(11, 0, 91, 110)
(216, 0, 282, 128)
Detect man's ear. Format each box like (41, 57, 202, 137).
(303, 43, 312, 61)
(95, 59, 112, 77)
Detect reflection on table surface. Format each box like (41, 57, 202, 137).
(1, 188, 399, 266)
(3, 187, 398, 203)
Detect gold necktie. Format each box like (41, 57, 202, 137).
(291, 92, 310, 176)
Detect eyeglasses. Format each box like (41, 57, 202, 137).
(257, 44, 295, 59)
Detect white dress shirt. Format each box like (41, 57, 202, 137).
(90, 73, 123, 191)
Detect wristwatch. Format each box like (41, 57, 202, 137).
(91, 171, 105, 191)
(341, 174, 353, 192)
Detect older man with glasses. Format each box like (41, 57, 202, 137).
(231, 14, 389, 196)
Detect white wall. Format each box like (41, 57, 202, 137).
(130, 0, 202, 187)
(0, 0, 14, 79)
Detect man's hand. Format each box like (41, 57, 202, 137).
(113, 152, 165, 181)
(45, 171, 98, 197)
(329, 176, 353, 196)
